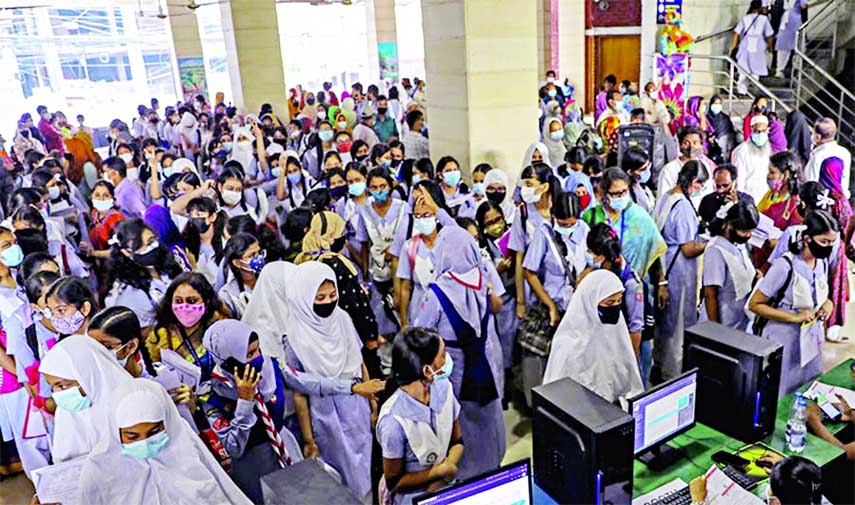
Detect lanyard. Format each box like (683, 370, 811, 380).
(177, 324, 203, 367)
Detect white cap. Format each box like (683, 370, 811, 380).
(750, 114, 769, 127)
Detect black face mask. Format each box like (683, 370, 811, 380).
(597, 304, 621, 325)
(331, 236, 347, 253)
(273, 138, 288, 147)
(487, 191, 507, 206)
(807, 238, 833, 259)
(377, 107, 388, 116)
(190, 217, 211, 234)
(729, 229, 751, 244)
(356, 154, 369, 163)
(390, 158, 401, 168)
(753, 105, 767, 114)
(313, 301, 337, 318)
(134, 247, 162, 268)
(329, 185, 347, 200)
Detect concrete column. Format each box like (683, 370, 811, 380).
(556, 0, 586, 107)
(167, 2, 206, 102)
(375, 0, 399, 83)
(219, 0, 288, 117)
(422, 0, 538, 182)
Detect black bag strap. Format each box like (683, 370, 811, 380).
(662, 197, 686, 280)
(25, 324, 39, 360)
(752, 254, 793, 335)
(544, 224, 576, 287)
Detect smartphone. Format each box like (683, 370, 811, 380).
(819, 400, 842, 421)
(222, 357, 249, 378)
(711, 450, 750, 469)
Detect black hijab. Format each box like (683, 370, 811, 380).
(784, 110, 813, 165)
(706, 95, 736, 138)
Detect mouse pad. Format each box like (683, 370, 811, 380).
(735, 442, 786, 479)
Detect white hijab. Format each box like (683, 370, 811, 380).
(79, 379, 251, 505)
(284, 262, 363, 378)
(541, 117, 567, 168)
(39, 336, 134, 462)
(241, 261, 297, 362)
(482, 169, 516, 224)
(177, 111, 198, 148)
(522, 141, 550, 169)
(230, 125, 256, 173)
(543, 270, 644, 407)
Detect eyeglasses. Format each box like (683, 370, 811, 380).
(606, 189, 629, 198)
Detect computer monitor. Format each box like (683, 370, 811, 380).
(628, 369, 698, 470)
(413, 459, 532, 505)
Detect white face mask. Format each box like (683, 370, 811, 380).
(119, 153, 133, 164)
(92, 198, 114, 212)
(234, 140, 252, 152)
(520, 186, 542, 204)
(222, 189, 242, 206)
(48, 185, 60, 200)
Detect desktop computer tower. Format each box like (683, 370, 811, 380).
(532, 378, 634, 505)
(683, 321, 783, 442)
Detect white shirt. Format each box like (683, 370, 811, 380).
(656, 157, 715, 198)
(803, 140, 852, 198)
(732, 140, 772, 203)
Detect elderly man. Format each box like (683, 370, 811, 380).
(732, 114, 772, 203)
(802, 118, 852, 198)
(352, 102, 380, 150)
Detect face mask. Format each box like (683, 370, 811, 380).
(133, 241, 160, 267)
(271, 167, 281, 178)
(0, 244, 24, 268)
(485, 222, 505, 238)
(710, 103, 723, 114)
(428, 352, 453, 381)
(585, 251, 601, 269)
(338, 121, 348, 130)
(638, 170, 651, 184)
(247, 354, 265, 374)
(520, 186, 542, 204)
(126, 167, 139, 181)
(329, 185, 347, 200)
(414, 217, 437, 235)
(245, 253, 266, 276)
(221, 141, 233, 153)
(547, 88, 557, 98)
(119, 153, 133, 164)
(487, 190, 507, 205)
(189, 217, 210, 234)
(377, 107, 388, 116)
(122, 431, 170, 460)
(172, 303, 205, 328)
(287, 172, 303, 185)
(729, 229, 751, 245)
(751, 131, 768, 147)
(753, 105, 767, 114)
(48, 186, 60, 200)
(222, 189, 242, 206)
(356, 154, 369, 163)
(553, 222, 577, 237)
(111, 344, 130, 367)
(162, 165, 177, 178)
(443, 170, 461, 187)
(549, 130, 564, 141)
(597, 304, 621, 325)
(52, 310, 86, 335)
(313, 300, 337, 318)
(53, 386, 91, 412)
(319, 130, 334, 143)
(807, 238, 833, 259)
(371, 189, 390, 203)
(472, 182, 486, 196)
(349, 181, 367, 197)
(609, 195, 631, 211)
(331, 235, 347, 252)
(307, 98, 315, 105)
(767, 178, 784, 192)
(235, 140, 252, 152)
(380, 159, 392, 169)
(412, 174, 423, 185)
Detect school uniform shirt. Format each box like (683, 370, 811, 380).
(699, 237, 756, 330)
(104, 276, 171, 328)
(521, 220, 588, 311)
(114, 176, 148, 219)
(507, 203, 545, 254)
(218, 275, 253, 320)
(376, 379, 461, 505)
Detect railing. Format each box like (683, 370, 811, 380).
(791, 47, 855, 147)
(796, 0, 840, 62)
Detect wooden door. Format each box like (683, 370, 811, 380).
(585, 35, 641, 113)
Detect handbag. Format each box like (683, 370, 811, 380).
(516, 302, 557, 358)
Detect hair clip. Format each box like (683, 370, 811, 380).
(816, 190, 834, 210)
(715, 201, 735, 220)
(107, 235, 120, 246)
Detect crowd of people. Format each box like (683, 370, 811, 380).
(0, 63, 851, 504)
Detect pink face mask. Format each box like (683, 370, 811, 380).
(172, 303, 205, 328)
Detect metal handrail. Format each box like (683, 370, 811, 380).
(796, 0, 839, 60)
(684, 53, 793, 114)
(693, 0, 831, 44)
(791, 46, 854, 147)
(793, 48, 855, 103)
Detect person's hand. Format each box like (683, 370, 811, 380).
(234, 365, 261, 401)
(817, 300, 834, 321)
(516, 303, 526, 320)
(415, 186, 439, 214)
(833, 394, 854, 423)
(352, 379, 386, 401)
(169, 383, 196, 410)
(726, 188, 739, 203)
(689, 476, 707, 503)
(806, 402, 823, 426)
(251, 123, 263, 139)
(78, 241, 93, 256)
(438, 459, 458, 480)
(657, 285, 670, 308)
(497, 257, 512, 274)
(548, 303, 560, 327)
(792, 309, 817, 324)
(303, 441, 320, 459)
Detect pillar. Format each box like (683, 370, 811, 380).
(375, 0, 399, 83)
(556, 0, 586, 107)
(168, 2, 207, 102)
(219, 0, 288, 117)
(422, 0, 539, 182)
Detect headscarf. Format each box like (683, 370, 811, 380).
(328, 90, 339, 106)
(482, 169, 516, 223)
(241, 261, 297, 362)
(522, 141, 549, 169)
(563, 171, 596, 211)
(543, 270, 644, 405)
(300, 93, 318, 122)
(541, 117, 567, 168)
(284, 262, 363, 378)
(340, 98, 357, 129)
(80, 379, 252, 505)
(784, 110, 813, 164)
(215, 91, 225, 105)
(144, 204, 184, 249)
(562, 100, 584, 148)
(229, 125, 256, 172)
(296, 211, 357, 273)
(39, 336, 134, 461)
(819, 157, 846, 196)
(327, 105, 340, 124)
(203, 319, 277, 399)
(432, 226, 488, 338)
(768, 116, 788, 154)
(706, 95, 735, 139)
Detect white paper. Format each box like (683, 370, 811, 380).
(632, 478, 687, 505)
(152, 363, 198, 432)
(799, 319, 823, 367)
(31, 457, 86, 505)
(803, 381, 855, 407)
(704, 464, 764, 505)
(750, 214, 783, 248)
(160, 349, 201, 391)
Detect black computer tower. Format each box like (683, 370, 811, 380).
(533, 378, 634, 505)
(683, 321, 783, 442)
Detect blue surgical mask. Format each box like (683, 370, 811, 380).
(287, 172, 303, 185)
(248, 353, 264, 374)
(472, 182, 486, 196)
(53, 386, 92, 412)
(710, 103, 723, 115)
(428, 352, 453, 381)
(371, 189, 390, 203)
(549, 130, 564, 141)
(412, 174, 423, 185)
(349, 181, 367, 197)
(162, 166, 175, 178)
(547, 88, 557, 98)
(638, 170, 651, 184)
(0, 244, 24, 268)
(553, 222, 577, 237)
(443, 170, 461, 187)
(271, 167, 281, 178)
(319, 130, 334, 143)
(609, 195, 631, 211)
(122, 431, 170, 460)
(585, 251, 601, 269)
(111, 344, 130, 368)
(750, 131, 768, 147)
(246, 253, 266, 276)
(221, 141, 233, 153)
(380, 159, 392, 169)
(413, 217, 437, 235)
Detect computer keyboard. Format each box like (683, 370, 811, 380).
(645, 486, 691, 505)
(720, 464, 759, 491)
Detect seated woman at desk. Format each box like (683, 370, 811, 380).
(807, 395, 855, 461)
(691, 456, 824, 505)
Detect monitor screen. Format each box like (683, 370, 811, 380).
(413, 459, 532, 505)
(630, 370, 698, 454)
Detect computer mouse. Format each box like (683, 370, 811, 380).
(755, 459, 774, 469)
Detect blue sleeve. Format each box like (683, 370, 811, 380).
(354, 211, 369, 244)
(522, 230, 548, 272)
(3, 313, 33, 379)
(281, 363, 353, 397)
(768, 228, 790, 263)
(667, 201, 697, 245)
(625, 277, 645, 333)
(702, 246, 727, 287)
(758, 257, 790, 298)
(485, 260, 506, 298)
(395, 240, 414, 280)
(389, 213, 412, 259)
(376, 414, 407, 459)
(508, 213, 527, 253)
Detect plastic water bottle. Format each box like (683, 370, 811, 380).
(786, 393, 808, 453)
